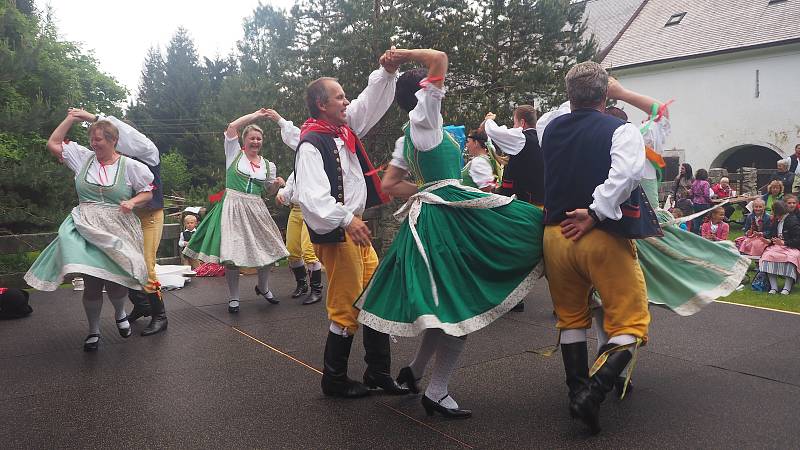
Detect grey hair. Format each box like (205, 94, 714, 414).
(305, 77, 338, 118)
(565, 61, 609, 109)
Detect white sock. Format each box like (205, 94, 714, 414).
(425, 334, 466, 409)
(109, 294, 129, 329)
(560, 328, 587, 344)
(329, 322, 345, 336)
(784, 278, 795, 292)
(288, 260, 305, 269)
(409, 329, 442, 379)
(225, 267, 240, 300)
(608, 334, 637, 347)
(257, 267, 271, 294)
(307, 261, 322, 272)
(769, 274, 779, 291)
(82, 290, 103, 337)
(592, 308, 608, 348)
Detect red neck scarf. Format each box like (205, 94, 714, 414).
(300, 118, 358, 154)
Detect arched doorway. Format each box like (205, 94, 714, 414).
(711, 144, 782, 171)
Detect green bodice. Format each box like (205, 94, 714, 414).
(460, 154, 498, 188)
(226, 151, 267, 195)
(403, 124, 462, 186)
(76, 155, 132, 204)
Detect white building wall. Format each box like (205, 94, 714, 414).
(611, 43, 800, 170)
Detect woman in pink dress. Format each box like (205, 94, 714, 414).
(736, 198, 771, 256)
(759, 200, 800, 294)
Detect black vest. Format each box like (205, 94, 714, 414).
(181, 229, 195, 242)
(296, 132, 384, 244)
(790, 155, 799, 173)
(499, 129, 544, 205)
(131, 156, 163, 210)
(542, 108, 661, 238)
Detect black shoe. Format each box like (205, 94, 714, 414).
(364, 370, 410, 395)
(421, 395, 472, 419)
(83, 334, 100, 352)
(303, 269, 324, 305)
(511, 301, 525, 312)
(127, 289, 151, 322)
(396, 366, 421, 394)
(321, 331, 369, 398)
(290, 266, 309, 298)
(561, 341, 600, 434)
(255, 286, 279, 304)
(228, 300, 240, 313)
(142, 291, 168, 336)
(116, 316, 132, 338)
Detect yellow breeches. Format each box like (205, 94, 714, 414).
(135, 208, 164, 294)
(286, 206, 319, 266)
(543, 225, 650, 342)
(314, 236, 378, 334)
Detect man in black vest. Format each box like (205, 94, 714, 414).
(293, 51, 408, 398)
(538, 61, 650, 434)
(483, 105, 544, 312)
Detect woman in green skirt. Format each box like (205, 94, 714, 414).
(355, 49, 544, 418)
(25, 109, 155, 351)
(184, 110, 289, 313)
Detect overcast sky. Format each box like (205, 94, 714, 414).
(37, 0, 297, 99)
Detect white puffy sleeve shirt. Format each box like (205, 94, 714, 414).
(484, 120, 526, 156)
(641, 117, 671, 180)
(389, 83, 446, 171)
(469, 156, 495, 189)
(296, 67, 397, 234)
(223, 135, 276, 184)
(278, 172, 299, 204)
(103, 115, 160, 166)
(536, 101, 645, 222)
(61, 142, 154, 193)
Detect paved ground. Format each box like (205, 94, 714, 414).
(2, 270, 800, 449)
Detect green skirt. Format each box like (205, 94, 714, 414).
(634, 179, 749, 315)
(356, 182, 544, 337)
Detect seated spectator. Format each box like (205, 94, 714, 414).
(691, 168, 712, 234)
(712, 176, 735, 220)
(772, 160, 795, 195)
(762, 180, 784, 215)
(675, 198, 695, 233)
(701, 207, 729, 241)
(759, 200, 800, 295)
(670, 207, 689, 231)
(785, 194, 798, 216)
(735, 198, 771, 256)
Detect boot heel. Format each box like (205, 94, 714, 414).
(422, 400, 434, 416)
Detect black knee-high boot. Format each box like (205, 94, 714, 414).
(561, 342, 599, 434)
(291, 266, 309, 298)
(127, 289, 151, 322)
(321, 331, 369, 398)
(141, 290, 168, 336)
(362, 326, 409, 395)
(304, 269, 323, 305)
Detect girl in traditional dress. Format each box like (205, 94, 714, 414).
(701, 207, 729, 241)
(759, 200, 800, 295)
(735, 198, 771, 256)
(356, 49, 544, 418)
(460, 129, 501, 192)
(184, 110, 289, 313)
(25, 109, 154, 351)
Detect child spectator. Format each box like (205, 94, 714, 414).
(784, 194, 798, 216)
(735, 198, 771, 256)
(759, 200, 800, 295)
(690, 168, 712, 234)
(701, 207, 729, 241)
(670, 207, 689, 231)
(179, 213, 200, 268)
